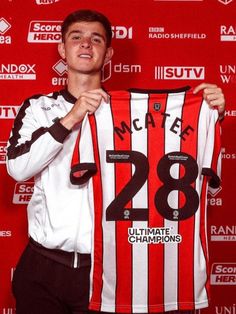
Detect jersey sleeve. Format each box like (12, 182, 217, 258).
(201, 106, 221, 188)
(6, 98, 71, 182)
(70, 114, 97, 185)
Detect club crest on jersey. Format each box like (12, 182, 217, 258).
(153, 103, 161, 111)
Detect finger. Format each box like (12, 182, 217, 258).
(87, 89, 109, 103)
(193, 83, 218, 94)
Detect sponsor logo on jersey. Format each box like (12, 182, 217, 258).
(128, 227, 182, 244)
(0, 141, 7, 163)
(215, 304, 236, 314)
(148, 26, 206, 40)
(0, 17, 12, 44)
(51, 59, 67, 86)
(218, 0, 234, 5)
(13, 182, 34, 204)
(0, 64, 36, 80)
(112, 26, 133, 39)
(0, 230, 11, 237)
(219, 65, 236, 83)
(220, 25, 236, 41)
(0, 106, 20, 119)
(211, 263, 236, 285)
(28, 21, 62, 43)
(154, 66, 205, 80)
(35, 0, 60, 4)
(102, 60, 142, 82)
(211, 225, 236, 241)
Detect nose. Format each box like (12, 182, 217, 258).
(80, 37, 92, 49)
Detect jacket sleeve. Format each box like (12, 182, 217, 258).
(6, 98, 71, 181)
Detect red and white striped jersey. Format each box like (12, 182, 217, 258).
(71, 86, 221, 313)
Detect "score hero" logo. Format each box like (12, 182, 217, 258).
(28, 21, 62, 43)
(13, 182, 34, 204)
(211, 263, 236, 285)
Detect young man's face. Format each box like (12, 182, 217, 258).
(58, 21, 113, 75)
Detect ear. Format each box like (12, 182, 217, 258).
(104, 47, 114, 64)
(58, 42, 66, 59)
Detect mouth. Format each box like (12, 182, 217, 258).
(79, 54, 92, 59)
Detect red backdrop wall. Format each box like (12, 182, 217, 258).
(0, 0, 235, 313)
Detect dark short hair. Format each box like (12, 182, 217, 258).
(61, 9, 112, 47)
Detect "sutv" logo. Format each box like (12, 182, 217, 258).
(0, 106, 20, 119)
(154, 66, 205, 80)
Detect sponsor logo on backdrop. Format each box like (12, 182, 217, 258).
(0, 64, 36, 80)
(0, 230, 11, 237)
(0, 17, 12, 44)
(148, 26, 206, 40)
(220, 25, 236, 41)
(13, 182, 34, 204)
(221, 147, 236, 159)
(224, 109, 236, 117)
(211, 263, 236, 285)
(28, 21, 62, 43)
(0, 106, 20, 119)
(112, 26, 133, 39)
(211, 225, 236, 241)
(52, 59, 67, 86)
(215, 304, 236, 314)
(154, 66, 205, 80)
(0, 141, 7, 164)
(218, 0, 234, 5)
(220, 65, 236, 83)
(35, 0, 60, 4)
(207, 185, 222, 206)
(102, 60, 142, 82)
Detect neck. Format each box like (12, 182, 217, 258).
(66, 71, 102, 98)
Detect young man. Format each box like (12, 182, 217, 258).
(6, 9, 225, 314)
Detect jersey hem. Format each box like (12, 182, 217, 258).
(89, 300, 209, 313)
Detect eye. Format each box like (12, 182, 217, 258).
(92, 37, 102, 44)
(72, 35, 81, 40)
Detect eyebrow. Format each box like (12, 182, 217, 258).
(67, 30, 106, 42)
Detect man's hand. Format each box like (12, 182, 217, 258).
(193, 83, 225, 119)
(60, 89, 109, 130)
